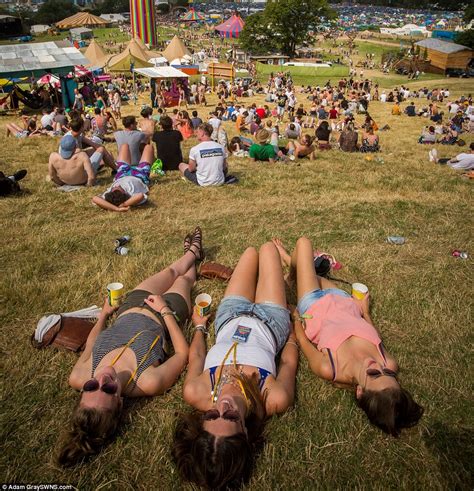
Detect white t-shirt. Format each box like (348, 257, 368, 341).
(449, 153, 474, 170)
(208, 116, 221, 131)
(41, 113, 55, 128)
(101, 176, 149, 205)
(189, 140, 226, 186)
(380, 93, 387, 103)
(449, 103, 459, 114)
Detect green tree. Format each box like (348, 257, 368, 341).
(455, 29, 474, 49)
(35, 0, 78, 25)
(91, 0, 129, 15)
(240, 0, 334, 57)
(240, 13, 278, 56)
(464, 4, 474, 23)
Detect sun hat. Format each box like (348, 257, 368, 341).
(59, 134, 77, 159)
(256, 129, 270, 144)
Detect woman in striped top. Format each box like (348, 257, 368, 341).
(57, 228, 204, 466)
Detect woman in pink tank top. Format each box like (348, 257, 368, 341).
(273, 237, 423, 437)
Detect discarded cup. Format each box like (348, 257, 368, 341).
(115, 235, 130, 247)
(195, 293, 212, 316)
(387, 236, 405, 245)
(115, 246, 129, 256)
(107, 282, 124, 307)
(352, 283, 369, 300)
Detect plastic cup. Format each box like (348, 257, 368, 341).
(107, 282, 124, 307)
(352, 282, 368, 300)
(195, 293, 212, 316)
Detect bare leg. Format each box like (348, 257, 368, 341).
(135, 248, 198, 295)
(179, 162, 190, 176)
(291, 237, 321, 301)
(163, 264, 196, 314)
(140, 143, 154, 164)
(223, 247, 258, 302)
(117, 142, 131, 164)
(255, 242, 287, 308)
(271, 238, 291, 268)
(318, 276, 340, 290)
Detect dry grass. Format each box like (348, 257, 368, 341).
(0, 77, 473, 490)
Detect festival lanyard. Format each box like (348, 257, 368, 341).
(211, 341, 250, 407)
(109, 331, 160, 389)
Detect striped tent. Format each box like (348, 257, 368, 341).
(215, 14, 245, 39)
(56, 12, 108, 29)
(182, 8, 205, 22)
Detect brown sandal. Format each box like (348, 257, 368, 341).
(200, 262, 234, 281)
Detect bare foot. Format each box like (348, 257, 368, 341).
(272, 238, 291, 268)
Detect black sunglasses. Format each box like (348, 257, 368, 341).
(366, 368, 398, 379)
(202, 409, 241, 423)
(82, 379, 118, 395)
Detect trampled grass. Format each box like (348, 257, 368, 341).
(0, 78, 473, 489)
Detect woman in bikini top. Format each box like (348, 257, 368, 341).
(172, 242, 298, 490)
(57, 228, 204, 467)
(272, 237, 424, 437)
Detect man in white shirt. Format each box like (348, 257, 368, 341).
(179, 123, 227, 186)
(429, 143, 474, 170)
(449, 101, 460, 114)
(41, 108, 56, 131)
(208, 112, 222, 141)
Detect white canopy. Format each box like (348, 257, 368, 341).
(133, 66, 189, 78)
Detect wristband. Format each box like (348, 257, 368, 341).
(286, 341, 298, 348)
(161, 310, 176, 317)
(195, 324, 209, 336)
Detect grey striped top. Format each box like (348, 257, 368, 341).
(92, 313, 166, 383)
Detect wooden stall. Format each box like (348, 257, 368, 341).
(415, 39, 473, 73)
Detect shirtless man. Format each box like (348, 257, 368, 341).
(287, 134, 316, 160)
(139, 107, 156, 143)
(48, 135, 106, 186)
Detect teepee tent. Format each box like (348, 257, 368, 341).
(215, 14, 245, 39)
(182, 8, 205, 22)
(162, 35, 191, 62)
(106, 38, 152, 72)
(84, 38, 109, 67)
(56, 12, 108, 29)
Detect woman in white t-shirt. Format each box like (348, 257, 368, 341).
(172, 242, 298, 490)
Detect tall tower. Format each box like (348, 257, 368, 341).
(130, 0, 157, 46)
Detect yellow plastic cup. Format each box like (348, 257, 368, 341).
(107, 282, 124, 307)
(195, 293, 212, 316)
(352, 282, 368, 300)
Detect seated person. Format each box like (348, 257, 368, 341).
(339, 122, 358, 152)
(176, 111, 194, 140)
(0, 169, 27, 196)
(315, 121, 331, 150)
(418, 126, 436, 144)
(249, 116, 262, 136)
(360, 126, 380, 153)
(92, 143, 152, 212)
(179, 123, 228, 187)
(114, 116, 148, 166)
(57, 230, 203, 466)
(228, 136, 251, 155)
(287, 134, 316, 160)
(152, 116, 183, 172)
(272, 237, 423, 437)
(391, 103, 401, 116)
(404, 102, 416, 117)
(190, 110, 203, 129)
(139, 107, 156, 143)
(49, 135, 113, 187)
(439, 126, 458, 145)
(285, 123, 300, 140)
(6, 120, 41, 138)
(249, 129, 277, 163)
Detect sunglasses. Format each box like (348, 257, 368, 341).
(82, 378, 118, 395)
(202, 409, 241, 423)
(366, 368, 398, 380)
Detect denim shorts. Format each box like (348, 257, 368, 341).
(297, 288, 350, 315)
(215, 295, 290, 353)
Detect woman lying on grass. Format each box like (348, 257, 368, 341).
(57, 228, 204, 466)
(273, 237, 424, 437)
(172, 242, 298, 489)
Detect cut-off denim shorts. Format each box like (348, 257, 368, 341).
(297, 288, 350, 315)
(215, 295, 290, 353)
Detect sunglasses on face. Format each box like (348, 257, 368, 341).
(366, 368, 398, 380)
(82, 378, 118, 395)
(202, 409, 241, 423)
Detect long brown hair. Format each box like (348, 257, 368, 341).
(172, 372, 266, 490)
(357, 387, 424, 437)
(56, 401, 122, 467)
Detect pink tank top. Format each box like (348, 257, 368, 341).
(304, 294, 385, 380)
